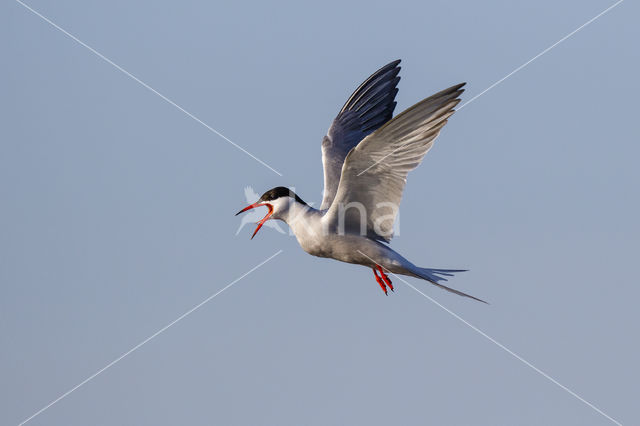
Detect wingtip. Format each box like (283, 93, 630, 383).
(379, 59, 402, 74)
(457, 82, 467, 91)
(378, 59, 402, 74)
(377, 59, 401, 72)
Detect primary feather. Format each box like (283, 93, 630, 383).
(320, 60, 402, 210)
(323, 83, 466, 242)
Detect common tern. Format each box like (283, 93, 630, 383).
(237, 60, 485, 302)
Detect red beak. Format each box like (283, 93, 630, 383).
(235, 202, 274, 239)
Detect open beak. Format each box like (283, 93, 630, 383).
(235, 202, 274, 239)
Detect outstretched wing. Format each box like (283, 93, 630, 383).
(323, 83, 465, 242)
(320, 60, 402, 210)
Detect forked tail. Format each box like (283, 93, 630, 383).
(412, 267, 488, 304)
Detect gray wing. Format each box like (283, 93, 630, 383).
(320, 60, 402, 210)
(323, 83, 465, 242)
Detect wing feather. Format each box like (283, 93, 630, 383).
(320, 60, 402, 210)
(323, 83, 465, 242)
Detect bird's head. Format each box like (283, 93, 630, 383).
(235, 186, 306, 239)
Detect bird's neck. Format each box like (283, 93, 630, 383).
(278, 200, 316, 222)
(278, 201, 322, 241)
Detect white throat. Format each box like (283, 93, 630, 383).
(274, 200, 323, 245)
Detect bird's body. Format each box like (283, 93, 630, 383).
(271, 199, 409, 271)
(237, 60, 486, 302)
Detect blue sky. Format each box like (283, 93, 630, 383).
(2, 0, 639, 425)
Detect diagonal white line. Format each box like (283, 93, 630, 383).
(357, 0, 624, 177)
(458, 0, 624, 110)
(14, 0, 283, 177)
(403, 282, 622, 425)
(356, 250, 622, 426)
(18, 250, 284, 426)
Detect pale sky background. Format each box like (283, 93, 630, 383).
(2, 0, 639, 425)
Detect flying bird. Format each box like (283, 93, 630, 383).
(237, 60, 485, 302)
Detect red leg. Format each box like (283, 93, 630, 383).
(372, 267, 388, 295)
(376, 265, 394, 292)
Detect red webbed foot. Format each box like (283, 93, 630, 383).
(376, 265, 394, 292)
(372, 267, 388, 295)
